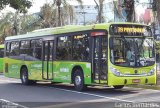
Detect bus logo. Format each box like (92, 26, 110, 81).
(135, 70, 138, 74)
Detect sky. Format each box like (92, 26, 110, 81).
(0, 0, 148, 18)
(28, 0, 52, 13)
(1, 0, 114, 15)
(29, 0, 149, 13)
(28, 0, 101, 13)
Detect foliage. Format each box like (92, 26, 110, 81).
(0, 12, 15, 43)
(39, 3, 55, 28)
(155, 41, 160, 62)
(53, 0, 83, 26)
(0, 0, 32, 13)
(0, 0, 84, 43)
(39, 2, 75, 27)
(113, 0, 123, 21)
(58, 3, 75, 26)
(20, 14, 42, 34)
(155, 0, 160, 26)
(123, 0, 134, 22)
(156, 41, 160, 54)
(94, 0, 105, 23)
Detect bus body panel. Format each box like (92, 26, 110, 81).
(0, 58, 3, 72)
(52, 61, 92, 84)
(4, 23, 156, 89)
(108, 64, 156, 86)
(4, 58, 23, 78)
(28, 61, 43, 80)
(4, 58, 92, 84)
(0, 44, 4, 73)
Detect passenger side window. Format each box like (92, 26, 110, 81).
(31, 39, 42, 60)
(73, 34, 89, 61)
(6, 42, 10, 56)
(56, 33, 90, 61)
(56, 36, 72, 60)
(20, 40, 32, 56)
(10, 41, 19, 56)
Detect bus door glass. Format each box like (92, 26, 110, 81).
(91, 31, 108, 83)
(42, 40, 54, 80)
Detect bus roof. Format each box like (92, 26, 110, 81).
(5, 22, 148, 41)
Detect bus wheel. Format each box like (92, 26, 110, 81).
(73, 69, 86, 91)
(20, 67, 30, 85)
(113, 85, 124, 89)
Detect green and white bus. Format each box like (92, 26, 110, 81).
(4, 22, 156, 91)
(0, 44, 4, 73)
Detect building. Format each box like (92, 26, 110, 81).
(73, 5, 97, 25)
(72, 0, 125, 25)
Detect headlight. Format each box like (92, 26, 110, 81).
(147, 68, 155, 76)
(110, 67, 121, 76)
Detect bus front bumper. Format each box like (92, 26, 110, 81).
(108, 74, 156, 86)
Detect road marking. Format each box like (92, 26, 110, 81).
(0, 99, 28, 108)
(1, 75, 160, 102)
(0, 80, 133, 103)
(47, 86, 134, 103)
(0, 78, 133, 103)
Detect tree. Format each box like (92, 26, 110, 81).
(40, 2, 76, 27)
(0, 12, 15, 43)
(150, 0, 158, 36)
(53, 0, 83, 26)
(94, 0, 105, 23)
(20, 1, 80, 33)
(156, 41, 160, 62)
(155, 0, 160, 26)
(0, 0, 32, 13)
(59, 3, 75, 26)
(20, 13, 42, 34)
(0, 0, 32, 35)
(40, 3, 55, 28)
(113, 0, 124, 21)
(123, 0, 135, 22)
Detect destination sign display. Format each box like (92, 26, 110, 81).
(117, 27, 145, 33)
(109, 24, 152, 37)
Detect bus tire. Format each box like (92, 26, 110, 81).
(73, 69, 86, 91)
(113, 85, 124, 89)
(20, 67, 31, 85)
(29, 80, 37, 85)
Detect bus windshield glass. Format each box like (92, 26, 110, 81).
(110, 37, 155, 67)
(109, 24, 155, 67)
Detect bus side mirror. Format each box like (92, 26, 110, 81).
(109, 38, 113, 49)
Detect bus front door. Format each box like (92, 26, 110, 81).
(42, 41, 54, 80)
(92, 36, 108, 84)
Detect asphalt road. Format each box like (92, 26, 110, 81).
(0, 74, 160, 108)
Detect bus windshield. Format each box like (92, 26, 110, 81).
(110, 37, 155, 67)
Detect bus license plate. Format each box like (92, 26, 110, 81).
(132, 79, 140, 83)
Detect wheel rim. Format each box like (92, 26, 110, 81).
(22, 72, 27, 83)
(75, 76, 81, 86)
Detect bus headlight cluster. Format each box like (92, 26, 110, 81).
(110, 67, 121, 76)
(147, 68, 155, 76)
